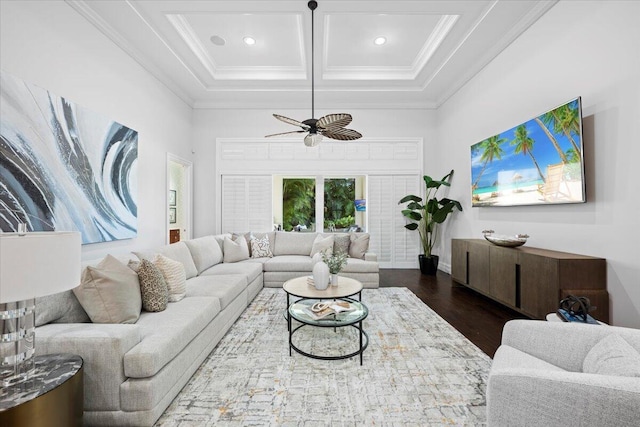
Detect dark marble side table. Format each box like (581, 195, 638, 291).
(0, 353, 83, 426)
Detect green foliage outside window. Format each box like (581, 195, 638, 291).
(324, 179, 356, 230)
(283, 179, 315, 231)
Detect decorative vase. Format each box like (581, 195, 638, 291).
(419, 254, 439, 275)
(312, 262, 330, 290)
(330, 273, 339, 286)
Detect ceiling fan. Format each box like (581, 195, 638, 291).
(265, 0, 362, 147)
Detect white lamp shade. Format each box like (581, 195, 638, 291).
(304, 133, 323, 147)
(0, 232, 81, 303)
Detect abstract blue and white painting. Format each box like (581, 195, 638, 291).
(0, 71, 138, 244)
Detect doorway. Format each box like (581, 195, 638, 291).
(167, 154, 193, 244)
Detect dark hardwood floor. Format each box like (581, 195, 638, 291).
(379, 269, 527, 358)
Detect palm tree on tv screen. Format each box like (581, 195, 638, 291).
(472, 135, 506, 188)
(512, 125, 545, 183)
(535, 115, 569, 164)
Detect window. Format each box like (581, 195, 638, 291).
(282, 178, 316, 231)
(324, 178, 355, 231)
(274, 176, 366, 232)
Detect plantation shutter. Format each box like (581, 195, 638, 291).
(368, 174, 420, 268)
(393, 175, 420, 267)
(221, 175, 272, 233)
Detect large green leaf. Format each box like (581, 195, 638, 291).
(404, 223, 419, 230)
(406, 201, 423, 210)
(398, 195, 422, 204)
(401, 210, 422, 221)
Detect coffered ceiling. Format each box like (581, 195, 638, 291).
(67, 0, 557, 109)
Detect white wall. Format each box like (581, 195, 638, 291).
(192, 108, 436, 237)
(436, 1, 640, 327)
(0, 1, 193, 260)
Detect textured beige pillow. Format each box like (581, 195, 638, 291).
(137, 259, 169, 312)
(349, 233, 370, 259)
(583, 334, 640, 377)
(223, 235, 250, 263)
(311, 234, 334, 256)
(333, 234, 350, 255)
(73, 255, 142, 324)
(154, 254, 187, 302)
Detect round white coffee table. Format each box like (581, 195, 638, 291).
(283, 275, 363, 300)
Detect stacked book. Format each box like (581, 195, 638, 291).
(306, 275, 314, 286)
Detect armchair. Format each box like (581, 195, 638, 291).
(487, 320, 640, 426)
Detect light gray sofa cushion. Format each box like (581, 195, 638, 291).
(184, 235, 223, 274)
(135, 242, 198, 280)
(264, 255, 314, 272)
(341, 258, 379, 273)
(35, 290, 90, 326)
(492, 345, 566, 373)
(124, 296, 221, 378)
(36, 323, 141, 411)
(273, 231, 317, 256)
(186, 274, 246, 309)
(200, 261, 263, 283)
(583, 334, 640, 377)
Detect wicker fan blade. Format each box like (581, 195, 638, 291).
(265, 130, 306, 138)
(273, 114, 309, 129)
(322, 128, 363, 141)
(317, 113, 352, 130)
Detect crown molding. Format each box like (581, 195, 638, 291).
(192, 100, 436, 110)
(65, 0, 194, 107)
(433, 0, 559, 108)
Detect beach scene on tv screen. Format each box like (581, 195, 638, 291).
(471, 98, 585, 207)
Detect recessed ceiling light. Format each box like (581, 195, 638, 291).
(374, 36, 387, 46)
(243, 36, 256, 46)
(210, 35, 226, 46)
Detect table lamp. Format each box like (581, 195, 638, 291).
(0, 231, 81, 386)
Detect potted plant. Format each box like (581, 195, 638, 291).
(321, 250, 348, 286)
(398, 170, 463, 275)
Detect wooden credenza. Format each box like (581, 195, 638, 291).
(451, 239, 609, 322)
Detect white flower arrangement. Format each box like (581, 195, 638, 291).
(321, 250, 348, 274)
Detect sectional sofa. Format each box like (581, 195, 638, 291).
(34, 231, 378, 426)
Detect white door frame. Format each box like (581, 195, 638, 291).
(166, 153, 193, 244)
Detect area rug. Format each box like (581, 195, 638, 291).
(155, 288, 491, 426)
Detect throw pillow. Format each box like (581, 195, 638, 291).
(583, 334, 640, 377)
(184, 236, 224, 274)
(223, 235, 250, 263)
(251, 235, 274, 258)
(137, 259, 169, 312)
(311, 234, 334, 257)
(73, 254, 142, 324)
(233, 232, 253, 257)
(154, 254, 187, 302)
(349, 233, 370, 259)
(128, 260, 141, 273)
(333, 234, 350, 256)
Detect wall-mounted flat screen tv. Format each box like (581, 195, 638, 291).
(471, 97, 585, 207)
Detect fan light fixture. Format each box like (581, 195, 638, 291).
(243, 36, 256, 45)
(266, 1, 362, 145)
(374, 36, 387, 45)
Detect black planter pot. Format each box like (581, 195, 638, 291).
(418, 254, 439, 275)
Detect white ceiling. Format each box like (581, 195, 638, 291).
(67, 0, 557, 109)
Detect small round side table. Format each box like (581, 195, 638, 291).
(0, 353, 83, 426)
